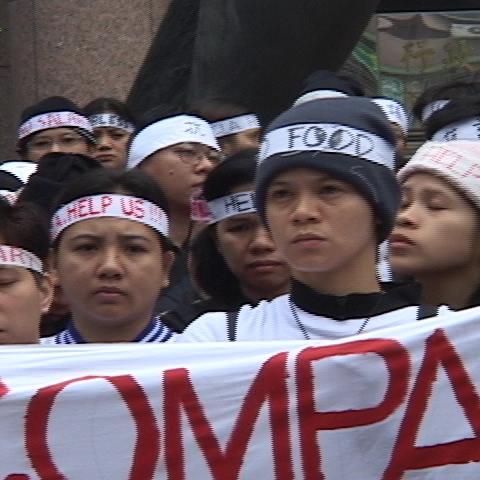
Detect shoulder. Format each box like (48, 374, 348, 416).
(176, 295, 291, 342)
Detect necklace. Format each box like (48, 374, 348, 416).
(288, 293, 385, 340)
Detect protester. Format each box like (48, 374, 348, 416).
(412, 80, 480, 128)
(161, 150, 290, 331)
(372, 97, 410, 158)
(390, 140, 480, 310)
(191, 99, 261, 157)
(0, 198, 53, 344)
(42, 168, 176, 344)
(84, 97, 136, 169)
(177, 96, 439, 342)
(424, 94, 480, 143)
(16, 96, 96, 162)
(127, 109, 221, 313)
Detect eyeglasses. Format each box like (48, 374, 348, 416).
(171, 146, 221, 167)
(27, 133, 87, 153)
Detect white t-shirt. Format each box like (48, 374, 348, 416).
(176, 293, 448, 343)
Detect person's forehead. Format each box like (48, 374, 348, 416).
(31, 127, 78, 139)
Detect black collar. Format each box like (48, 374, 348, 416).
(291, 279, 423, 320)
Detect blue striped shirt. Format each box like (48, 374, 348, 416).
(41, 316, 175, 344)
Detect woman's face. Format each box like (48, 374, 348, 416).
(390, 173, 480, 277)
(139, 142, 220, 210)
(265, 167, 377, 275)
(24, 127, 92, 162)
(215, 184, 290, 300)
(54, 217, 173, 334)
(92, 127, 131, 169)
(0, 263, 53, 345)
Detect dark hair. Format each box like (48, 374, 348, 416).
(413, 80, 480, 123)
(203, 148, 258, 201)
(83, 97, 137, 126)
(193, 150, 258, 303)
(0, 170, 24, 191)
(50, 168, 175, 251)
(0, 198, 50, 266)
(135, 104, 188, 132)
(189, 98, 251, 123)
(425, 94, 480, 140)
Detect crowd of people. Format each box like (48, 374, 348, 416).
(1, 69, 480, 346)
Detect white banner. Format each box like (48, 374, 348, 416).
(2, 308, 480, 479)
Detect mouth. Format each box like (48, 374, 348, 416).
(291, 233, 326, 245)
(247, 260, 284, 270)
(389, 233, 415, 248)
(95, 155, 116, 164)
(93, 286, 127, 298)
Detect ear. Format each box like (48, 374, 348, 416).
(38, 274, 55, 315)
(160, 250, 175, 290)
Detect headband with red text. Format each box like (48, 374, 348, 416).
(0, 245, 43, 274)
(88, 114, 135, 133)
(18, 111, 93, 140)
(208, 191, 256, 224)
(51, 194, 169, 241)
(211, 115, 260, 138)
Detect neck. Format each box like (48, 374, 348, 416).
(168, 205, 194, 247)
(293, 248, 381, 296)
(72, 312, 153, 343)
(416, 265, 480, 310)
(240, 280, 291, 304)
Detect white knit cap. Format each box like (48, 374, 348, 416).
(398, 140, 480, 209)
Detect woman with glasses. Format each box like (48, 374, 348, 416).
(127, 108, 221, 314)
(16, 96, 96, 163)
(84, 97, 137, 170)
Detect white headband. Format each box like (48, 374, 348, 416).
(293, 90, 348, 107)
(51, 194, 169, 241)
(88, 114, 135, 133)
(0, 161, 37, 184)
(372, 98, 410, 136)
(127, 114, 220, 169)
(0, 245, 43, 274)
(421, 100, 450, 123)
(208, 191, 256, 224)
(18, 111, 93, 140)
(431, 117, 480, 142)
(211, 114, 260, 138)
(259, 123, 395, 170)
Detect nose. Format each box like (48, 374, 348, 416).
(395, 202, 420, 228)
(194, 152, 217, 175)
(97, 247, 124, 278)
(50, 142, 62, 152)
(96, 133, 113, 150)
(291, 191, 321, 224)
(249, 226, 276, 254)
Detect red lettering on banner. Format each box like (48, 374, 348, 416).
(0, 379, 9, 398)
(296, 339, 410, 479)
(383, 329, 480, 479)
(120, 198, 146, 219)
(3, 475, 31, 479)
(163, 353, 293, 480)
(25, 375, 160, 480)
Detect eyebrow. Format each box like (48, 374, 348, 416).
(68, 233, 153, 243)
(269, 174, 335, 187)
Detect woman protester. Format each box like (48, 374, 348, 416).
(161, 150, 290, 331)
(16, 96, 95, 163)
(42, 168, 176, 344)
(390, 140, 480, 310)
(0, 198, 53, 344)
(127, 109, 221, 314)
(178, 96, 442, 342)
(84, 97, 137, 169)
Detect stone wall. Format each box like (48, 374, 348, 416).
(1, 0, 171, 160)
